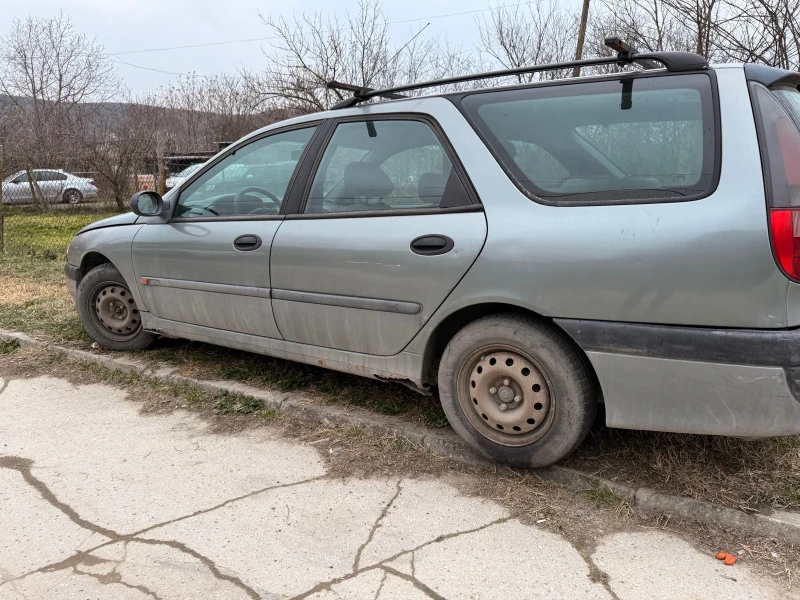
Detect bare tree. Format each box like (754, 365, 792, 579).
(250, 0, 468, 113)
(0, 13, 118, 209)
(477, 0, 578, 82)
(714, 0, 800, 70)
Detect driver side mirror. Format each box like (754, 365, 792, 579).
(130, 190, 168, 217)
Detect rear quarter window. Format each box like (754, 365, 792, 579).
(460, 73, 718, 205)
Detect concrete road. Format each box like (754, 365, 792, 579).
(0, 374, 793, 600)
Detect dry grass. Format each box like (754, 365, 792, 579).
(567, 415, 800, 511)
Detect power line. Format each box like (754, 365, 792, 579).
(112, 55, 205, 78)
(110, 1, 533, 56)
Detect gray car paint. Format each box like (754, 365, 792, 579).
(131, 220, 284, 338)
(65, 64, 800, 438)
(77, 212, 140, 234)
(270, 211, 487, 355)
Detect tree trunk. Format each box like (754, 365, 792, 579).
(572, 0, 591, 77)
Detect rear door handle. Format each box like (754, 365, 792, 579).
(233, 234, 263, 251)
(410, 235, 454, 256)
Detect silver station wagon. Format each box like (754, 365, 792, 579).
(66, 39, 800, 467)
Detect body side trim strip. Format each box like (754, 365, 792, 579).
(140, 277, 272, 298)
(138, 278, 422, 314)
(272, 289, 422, 314)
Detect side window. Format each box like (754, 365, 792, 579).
(55, 172, 68, 181)
(304, 119, 470, 214)
(175, 126, 316, 219)
(461, 73, 717, 204)
(13, 173, 29, 183)
(34, 171, 52, 182)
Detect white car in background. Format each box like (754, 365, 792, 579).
(165, 163, 205, 191)
(1, 169, 98, 204)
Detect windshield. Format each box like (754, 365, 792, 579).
(176, 163, 204, 178)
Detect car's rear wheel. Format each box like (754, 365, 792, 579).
(76, 264, 157, 351)
(63, 189, 82, 204)
(438, 314, 596, 468)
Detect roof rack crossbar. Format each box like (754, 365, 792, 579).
(327, 80, 408, 109)
(326, 38, 707, 109)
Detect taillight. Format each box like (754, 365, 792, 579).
(88, 179, 95, 186)
(769, 208, 800, 280)
(753, 84, 800, 281)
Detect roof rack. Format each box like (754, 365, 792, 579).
(327, 37, 708, 109)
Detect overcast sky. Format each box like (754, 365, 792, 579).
(2, 0, 530, 94)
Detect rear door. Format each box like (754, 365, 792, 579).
(270, 116, 487, 356)
(131, 124, 318, 338)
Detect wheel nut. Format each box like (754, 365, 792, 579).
(499, 403, 507, 411)
(503, 379, 510, 386)
(489, 387, 497, 394)
(514, 395, 521, 403)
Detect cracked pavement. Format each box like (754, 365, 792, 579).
(0, 374, 794, 599)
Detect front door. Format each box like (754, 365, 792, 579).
(270, 117, 487, 356)
(131, 125, 318, 338)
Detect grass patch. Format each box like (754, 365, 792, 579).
(149, 341, 449, 428)
(1, 209, 116, 258)
(214, 389, 277, 419)
(0, 339, 20, 354)
(567, 415, 800, 511)
(581, 487, 627, 509)
(0, 254, 86, 343)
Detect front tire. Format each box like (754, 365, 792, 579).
(76, 264, 157, 351)
(438, 314, 596, 468)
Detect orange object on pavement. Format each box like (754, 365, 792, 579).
(715, 551, 727, 560)
(723, 554, 737, 565)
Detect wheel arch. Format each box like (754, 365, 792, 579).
(421, 302, 601, 399)
(78, 252, 113, 283)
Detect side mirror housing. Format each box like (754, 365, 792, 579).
(130, 190, 167, 217)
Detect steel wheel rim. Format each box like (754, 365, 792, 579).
(457, 345, 555, 447)
(89, 282, 141, 340)
(66, 190, 80, 204)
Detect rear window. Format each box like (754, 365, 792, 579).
(460, 74, 717, 204)
(773, 86, 800, 130)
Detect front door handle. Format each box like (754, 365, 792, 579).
(410, 235, 454, 256)
(233, 234, 263, 251)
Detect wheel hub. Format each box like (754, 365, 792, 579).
(93, 285, 141, 337)
(463, 350, 552, 440)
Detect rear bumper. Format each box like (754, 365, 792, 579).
(556, 319, 800, 437)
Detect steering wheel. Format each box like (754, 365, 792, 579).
(188, 205, 219, 217)
(234, 186, 280, 214)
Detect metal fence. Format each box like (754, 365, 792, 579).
(0, 162, 165, 259)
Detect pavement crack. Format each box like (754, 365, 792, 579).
(0, 455, 262, 599)
(379, 565, 447, 600)
(353, 479, 403, 572)
(0, 376, 10, 397)
(288, 516, 511, 600)
(132, 537, 260, 600)
(131, 474, 327, 538)
(373, 569, 388, 600)
(578, 550, 621, 600)
(0, 455, 121, 539)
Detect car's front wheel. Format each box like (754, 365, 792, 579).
(438, 314, 596, 468)
(76, 263, 157, 351)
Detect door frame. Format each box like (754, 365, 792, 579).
(281, 112, 483, 219)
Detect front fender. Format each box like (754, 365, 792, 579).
(66, 223, 147, 310)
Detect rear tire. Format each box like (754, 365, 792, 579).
(63, 189, 82, 204)
(437, 314, 596, 468)
(76, 264, 157, 351)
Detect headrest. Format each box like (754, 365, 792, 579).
(339, 162, 394, 202)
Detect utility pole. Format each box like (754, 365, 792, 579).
(572, 0, 591, 78)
